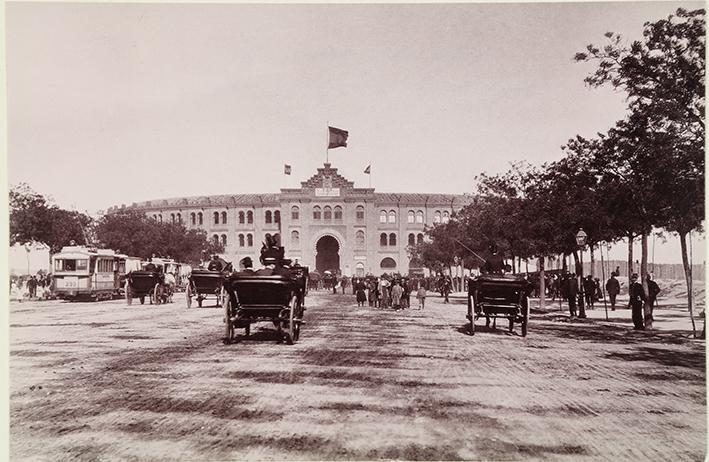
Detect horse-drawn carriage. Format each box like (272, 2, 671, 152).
(186, 268, 227, 308)
(222, 241, 308, 345)
(125, 260, 176, 305)
(467, 274, 532, 336)
(125, 269, 171, 305)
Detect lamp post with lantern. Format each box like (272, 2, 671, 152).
(575, 228, 588, 319)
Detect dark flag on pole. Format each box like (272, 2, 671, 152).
(328, 126, 348, 149)
(364, 165, 371, 174)
(284, 164, 292, 175)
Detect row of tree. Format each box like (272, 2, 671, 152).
(410, 8, 705, 336)
(10, 185, 223, 265)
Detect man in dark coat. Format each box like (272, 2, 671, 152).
(605, 273, 620, 310)
(647, 275, 661, 318)
(565, 273, 578, 317)
(628, 273, 646, 329)
(482, 249, 505, 274)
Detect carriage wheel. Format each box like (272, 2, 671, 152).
(223, 296, 234, 344)
(283, 294, 299, 345)
(153, 284, 162, 305)
(125, 283, 133, 306)
(186, 284, 192, 309)
(140, 296, 145, 305)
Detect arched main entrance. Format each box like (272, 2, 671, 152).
(316, 235, 340, 274)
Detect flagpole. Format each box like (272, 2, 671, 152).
(326, 122, 329, 164)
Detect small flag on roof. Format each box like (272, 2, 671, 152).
(284, 164, 292, 175)
(328, 126, 348, 149)
(364, 165, 371, 174)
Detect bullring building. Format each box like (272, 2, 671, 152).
(120, 163, 472, 276)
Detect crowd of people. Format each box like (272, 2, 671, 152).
(9, 272, 54, 301)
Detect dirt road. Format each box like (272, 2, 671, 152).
(10, 292, 706, 461)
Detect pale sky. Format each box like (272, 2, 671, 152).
(5, 1, 705, 264)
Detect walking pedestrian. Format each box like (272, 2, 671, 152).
(605, 272, 620, 311)
(355, 279, 367, 307)
(416, 285, 427, 310)
(583, 275, 596, 310)
(647, 275, 661, 318)
(565, 273, 578, 317)
(628, 273, 646, 330)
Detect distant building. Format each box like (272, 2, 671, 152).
(116, 163, 472, 276)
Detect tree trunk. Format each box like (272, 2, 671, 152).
(590, 245, 596, 278)
(627, 234, 634, 280)
(641, 232, 652, 329)
(679, 232, 697, 338)
(511, 254, 516, 273)
(539, 256, 546, 311)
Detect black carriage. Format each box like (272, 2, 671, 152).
(186, 269, 226, 308)
(223, 269, 306, 345)
(125, 270, 172, 305)
(467, 274, 532, 336)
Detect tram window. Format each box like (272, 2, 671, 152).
(76, 259, 88, 271)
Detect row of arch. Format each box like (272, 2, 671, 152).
(152, 208, 450, 227)
(210, 230, 426, 249)
(380, 233, 425, 247)
(212, 232, 283, 248)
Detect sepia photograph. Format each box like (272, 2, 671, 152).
(5, 1, 706, 460)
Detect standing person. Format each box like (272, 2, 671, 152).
(379, 277, 391, 309)
(27, 276, 38, 299)
(416, 284, 427, 310)
(605, 272, 620, 311)
(647, 275, 661, 318)
(391, 281, 403, 311)
(341, 276, 348, 295)
(401, 278, 410, 308)
(565, 273, 578, 317)
(628, 273, 646, 330)
(442, 276, 452, 303)
(355, 279, 367, 307)
(583, 275, 596, 310)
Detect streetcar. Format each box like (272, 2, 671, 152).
(52, 245, 141, 301)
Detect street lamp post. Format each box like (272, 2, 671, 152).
(575, 229, 588, 319)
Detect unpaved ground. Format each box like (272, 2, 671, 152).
(9, 291, 706, 461)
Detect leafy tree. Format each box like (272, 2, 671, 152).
(10, 183, 93, 253)
(95, 209, 223, 265)
(576, 8, 705, 332)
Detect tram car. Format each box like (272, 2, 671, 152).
(52, 245, 140, 301)
(467, 274, 533, 337)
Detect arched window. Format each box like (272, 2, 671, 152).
(198, 212, 203, 225)
(388, 210, 396, 223)
(407, 211, 415, 223)
(356, 205, 365, 220)
(212, 234, 219, 245)
(433, 211, 441, 223)
(158, 214, 163, 223)
(176, 213, 181, 224)
(389, 233, 397, 246)
(291, 206, 299, 220)
(221, 211, 227, 224)
(213, 212, 220, 225)
(356, 230, 365, 248)
(380, 258, 397, 270)
(239, 234, 245, 247)
(247, 234, 253, 247)
(220, 234, 227, 246)
(334, 206, 342, 220)
(379, 210, 387, 223)
(291, 230, 300, 247)
(170, 213, 175, 223)
(247, 211, 253, 224)
(323, 206, 332, 220)
(380, 233, 388, 246)
(274, 211, 280, 224)
(416, 210, 424, 223)
(417, 233, 424, 245)
(408, 233, 416, 246)
(313, 206, 322, 220)
(239, 211, 245, 224)
(265, 210, 272, 224)
(443, 211, 450, 223)
(190, 212, 196, 225)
